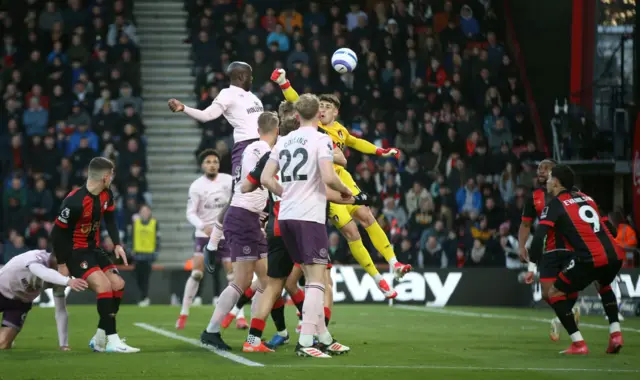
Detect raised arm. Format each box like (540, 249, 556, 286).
(345, 132, 399, 158)
(168, 89, 229, 123)
(271, 69, 300, 103)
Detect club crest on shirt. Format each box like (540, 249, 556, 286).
(338, 130, 344, 139)
(541, 206, 549, 219)
(104, 201, 108, 210)
(80, 261, 89, 269)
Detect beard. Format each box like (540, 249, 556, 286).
(205, 172, 217, 179)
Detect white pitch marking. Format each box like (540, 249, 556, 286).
(395, 305, 640, 333)
(270, 365, 640, 373)
(134, 322, 264, 367)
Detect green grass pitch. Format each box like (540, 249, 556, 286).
(1, 304, 638, 380)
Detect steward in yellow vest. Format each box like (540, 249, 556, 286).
(131, 205, 159, 306)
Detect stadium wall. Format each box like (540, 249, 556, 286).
(59, 267, 639, 311)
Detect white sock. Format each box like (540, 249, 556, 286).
(237, 307, 245, 319)
(610, 322, 621, 334)
(388, 257, 398, 267)
(247, 334, 261, 347)
(373, 274, 384, 283)
(229, 306, 240, 317)
(96, 328, 106, 338)
(570, 331, 584, 342)
(206, 284, 242, 333)
(317, 331, 333, 345)
(277, 330, 288, 337)
(45, 288, 55, 302)
(206, 222, 224, 251)
(180, 273, 202, 315)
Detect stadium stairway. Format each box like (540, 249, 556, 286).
(136, 0, 200, 265)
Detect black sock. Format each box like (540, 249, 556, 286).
(113, 288, 124, 314)
(599, 286, 620, 325)
(270, 297, 287, 332)
(549, 295, 579, 336)
(567, 292, 578, 309)
(97, 293, 117, 335)
(236, 289, 254, 309)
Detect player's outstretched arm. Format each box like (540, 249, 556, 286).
(53, 287, 70, 350)
(260, 159, 283, 196)
(345, 133, 400, 159)
(168, 98, 224, 123)
(271, 69, 300, 103)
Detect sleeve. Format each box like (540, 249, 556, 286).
(103, 191, 121, 245)
(51, 197, 82, 265)
(247, 152, 271, 185)
(521, 194, 536, 222)
(318, 135, 334, 161)
(186, 184, 204, 230)
(212, 89, 232, 111)
(27, 263, 70, 287)
(268, 143, 280, 163)
(345, 131, 378, 155)
(528, 199, 564, 264)
(183, 90, 229, 123)
(281, 85, 300, 103)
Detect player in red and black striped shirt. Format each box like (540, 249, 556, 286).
(50, 157, 139, 353)
(528, 164, 624, 355)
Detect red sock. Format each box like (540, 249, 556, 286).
(324, 306, 332, 326)
(248, 318, 266, 342)
(291, 289, 305, 314)
(244, 287, 255, 299)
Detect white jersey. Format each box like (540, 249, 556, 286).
(269, 126, 334, 224)
(214, 85, 263, 142)
(0, 250, 52, 303)
(187, 174, 233, 237)
(231, 140, 270, 213)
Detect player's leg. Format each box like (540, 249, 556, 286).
(177, 241, 206, 329)
(594, 259, 624, 354)
(222, 279, 258, 329)
(242, 256, 276, 352)
(539, 253, 580, 341)
(548, 260, 592, 355)
(332, 205, 396, 298)
(285, 264, 305, 333)
(324, 266, 333, 327)
(0, 295, 32, 350)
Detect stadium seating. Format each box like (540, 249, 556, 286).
(0, 0, 146, 264)
(184, 0, 548, 269)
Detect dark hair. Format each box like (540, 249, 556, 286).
(318, 94, 341, 109)
(198, 149, 220, 165)
(551, 164, 575, 189)
(88, 157, 115, 173)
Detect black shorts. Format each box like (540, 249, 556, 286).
(267, 236, 295, 279)
(538, 250, 573, 283)
(68, 248, 118, 280)
(554, 256, 623, 295)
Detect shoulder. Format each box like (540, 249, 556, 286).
(218, 173, 234, 186)
(189, 177, 204, 191)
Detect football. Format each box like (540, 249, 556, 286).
(331, 48, 358, 74)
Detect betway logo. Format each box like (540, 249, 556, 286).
(330, 266, 462, 306)
(620, 274, 640, 298)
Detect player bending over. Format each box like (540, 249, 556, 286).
(199, 112, 277, 350)
(51, 157, 139, 353)
(0, 250, 87, 350)
(526, 165, 624, 355)
(261, 94, 351, 358)
(177, 149, 235, 330)
(272, 69, 411, 298)
(169, 62, 263, 266)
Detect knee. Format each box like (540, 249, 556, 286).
(341, 222, 361, 241)
(226, 272, 235, 283)
(355, 209, 375, 228)
(191, 269, 204, 281)
(0, 341, 10, 350)
(110, 275, 125, 291)
(547, 286, 564, 299)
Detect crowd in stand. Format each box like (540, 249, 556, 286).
(0, 0, 147, 265)
(186, 0, 550, 269)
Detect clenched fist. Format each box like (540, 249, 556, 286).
(168, 98, 185, 112)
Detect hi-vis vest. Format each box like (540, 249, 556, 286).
(133, 218, 157, 254)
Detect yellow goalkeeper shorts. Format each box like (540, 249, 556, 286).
(328, 168, 362, 229)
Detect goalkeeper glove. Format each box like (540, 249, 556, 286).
(270, 69, 291, 90)
(376, 147, 400, 159)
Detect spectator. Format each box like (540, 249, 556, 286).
(29, 178, 54, 220)
(405, 181, 431, 216)
(487, 118, 512, 153)
(267, 24, 290, 52)
(116, 83, 143, 115)
(346, 4, 367, 32)
(498, 162, 517, 204)
(460, 5, 480, 39)
(108, 14, 139, 47)
(456, 178, 482, 214)
(131, 204, 159, 307)
(22, 97, 49, 137)
(382, 197, 408, 228)
(304, 2, 327, 30)
(63, 0, 88, 33)
(25, 84, 50, 110)
(4, 234, 28, 264)
(93, 88, 119, 115)
(39, 1, 64, 32)
(408, 198, 435, 242)
(422, 236, 445, 268)
(278, 7, 303, 34)
(66, 101, 92, 131)
(67, 34, 90, 65)
(71, 137, 98, 170)
(67, 124, 99, 156)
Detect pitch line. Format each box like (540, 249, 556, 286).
(134, 322, 264, 367)
(395, 305, 640, 333)
(270, 365, 640, 373)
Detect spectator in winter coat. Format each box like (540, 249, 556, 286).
(426, 57, 447, 88)
(66, 102, 92, 130)
(67, 124, 99, 156)
(382, 198, 408, 228)
(116, 84, 143, 116)
(487, 118, 513, 153)
(456, 178, 482, 215)
(459, 5, 480, 38)
(405, 181, 432, 216)
(29, 178, 54, 220)
(22, 97, 49, 137)
(278, 7, 303, 34)
(422, 236, 445, 268)
(107, 14, 139, 47)
(267, 24, 290, 52)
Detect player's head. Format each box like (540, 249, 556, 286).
(198, 149, 221, 179)
(546, 164, 574, 195)
(318, 94, 340, 125)
(227, 61, 253, 91)
(257, 111, 280, 145)
(88, 157, 115, 189)
(280, 116, 300, 136)
(294, 94, 320, 124)
(139, 204, 152, 220)
(278, 100, 296, 119)
(537, 158, 556, 187)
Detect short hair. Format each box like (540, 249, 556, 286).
(318, 94, 341, 109)
(539, 158, 557, 167)
(88, 157, 114, 180)
(257, 111, 279, 134)
(278, 101, 295, 119)
(280, 117, 300, 136)
(550, 164, 575, 190)
(294, 94, 320, 121)
(198, 149, 220, 165)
